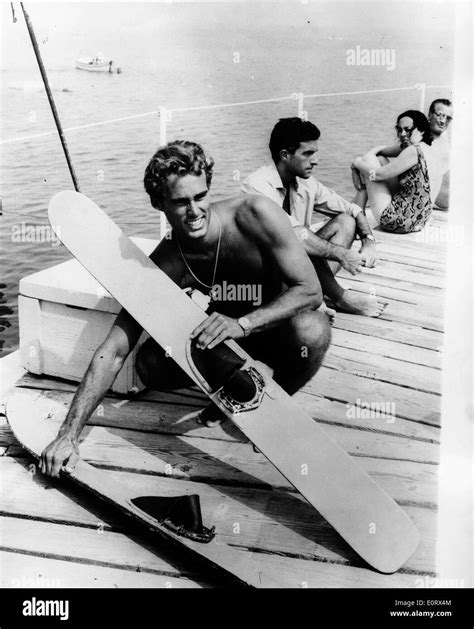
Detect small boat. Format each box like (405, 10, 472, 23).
(75, 53, 113, 73)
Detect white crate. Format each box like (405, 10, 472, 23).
(19, 237, 157, 394)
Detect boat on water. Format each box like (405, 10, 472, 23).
(75, 53, 114, 73)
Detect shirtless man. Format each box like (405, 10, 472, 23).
(242, 118, 385, 318)
(40, 140, 330, 475)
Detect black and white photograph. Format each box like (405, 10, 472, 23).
(0, 0, 471, 622)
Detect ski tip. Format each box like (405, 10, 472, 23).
(371, 521, 421, 574)
(48, 190, 93, 225)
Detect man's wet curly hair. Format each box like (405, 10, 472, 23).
(144, 140, 214, 208)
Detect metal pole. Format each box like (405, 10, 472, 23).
(157, 106, 168, 239)
(158, 106, 168, 145)
(417, 82, 426, 112)
(297, 92, 305, 119)
(20, 3, 80, 191)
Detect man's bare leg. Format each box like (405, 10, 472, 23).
(136, 338, 194, 390)
(312, 256, 386, 317)
(199, 309, 331, 426)
(297, 214, 385, 317)
(271, 309, 331, 394)
(315, 213, 357, 275)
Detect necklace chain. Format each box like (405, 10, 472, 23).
(175, 213, 222, 294)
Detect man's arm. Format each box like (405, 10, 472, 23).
(354, 211, 379, 267)
(242, 174, 366, 273)
(40, 308, 143, 476)
(311, 179, 378, 266)
(192, 196, 321, 350)
(292, 226, 366, 275)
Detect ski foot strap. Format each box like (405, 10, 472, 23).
(188, 339, 265, 413)
(131, 494, 215, 543)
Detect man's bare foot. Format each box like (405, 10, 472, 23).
(196, 403, 226, 427)
(333, 290, 387, 317)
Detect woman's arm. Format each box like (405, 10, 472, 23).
(354, 146, 418, 182)
(371, 143, 402, 158)
(351, 143, 401, 167)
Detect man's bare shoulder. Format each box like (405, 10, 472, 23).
(230, 193, 293, 239)
(148, 234, 184, 283)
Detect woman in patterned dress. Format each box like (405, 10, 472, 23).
(351, 110, 435, 234)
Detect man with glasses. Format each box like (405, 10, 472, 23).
(428, 99, 453, 209)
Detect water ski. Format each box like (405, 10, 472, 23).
(27, 190, 419, 574)
(6, 389, 281, 587)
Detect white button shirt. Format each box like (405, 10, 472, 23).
(241, 162, 362, 228)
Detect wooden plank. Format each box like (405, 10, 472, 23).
(0, 457, 436, 574)
(377, 302, 444, 333)
(370, 228, 448, 252)
(6, 383, 441, 446)
(304, 367, 440, 425)
(241, 553, 435, 587)
(338, 277, 445, 312)
(18, 420, 435, 507)
(15, 372, 207, 405)
(363, 259, 445, 281)
(324, 345, 441, 394)
(339, 269, 443, 297)
(294, 393, 440, 444)
(1, 550, 201, 589)
(0, 515, 210, 583)
(3, 389, 439, 504)
(377, 251, 446, 273)
(3, 417, 439, 505)
(0, 539, 428, 590)
(374, 241, 448, 268)
(331, 328, 441, 368)
(332, 314, 443, 352)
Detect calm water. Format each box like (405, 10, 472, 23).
(0, 2, 454, 356)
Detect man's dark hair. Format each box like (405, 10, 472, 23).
(269, 117, 321, 163)
(396, 110, 433, 146)
(428, 98, 452, 114)
(144, 140, 214, 208)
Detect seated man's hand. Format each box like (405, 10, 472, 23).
(338, 249, 364, 276)
(191, 312, 245, 350)
(359, 242, 379, 268)
(40, 434, 79, 478)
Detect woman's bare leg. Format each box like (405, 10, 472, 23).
(358, 154, 399, 224)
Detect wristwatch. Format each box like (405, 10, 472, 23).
(237, 316, 251, 336)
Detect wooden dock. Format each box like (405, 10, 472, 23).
(0, 211, 447, 588)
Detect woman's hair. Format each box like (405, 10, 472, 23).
(144, 140, 214, 208)
(396, 110, 433, 146)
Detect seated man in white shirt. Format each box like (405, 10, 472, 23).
(242, 117, 385, 317)
(428, 98, 452, 210)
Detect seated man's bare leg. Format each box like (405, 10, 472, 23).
(197, 309, 331, 426)
(137, 338, 226, 427)
(269, 309, 331, 395)
(136, 338, 194, 390)
(312, 257, 386, 317)
(434, 171, 449, 209)
(316, 213, 356, 275)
